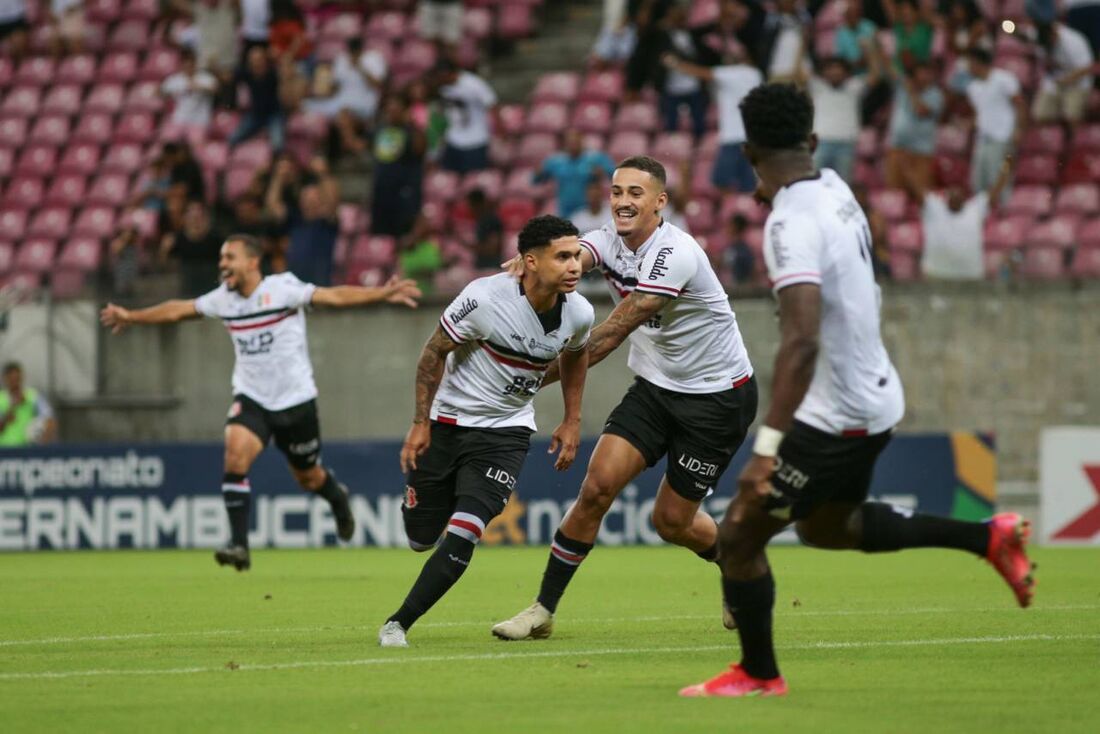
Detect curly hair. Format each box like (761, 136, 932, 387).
(517, 215, 580, 254)
(739, 83, 814, 152)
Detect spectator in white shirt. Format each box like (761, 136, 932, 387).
(1032, 22, 1099, 130)
(764, 0, 811, 80)
(161, 48, 219, 133)
(418, 0, 463, 49)
(570, 175, 613, 234)
(965, 48, 1026, 196)
(306, 38, 387, 122)
(434, 61, 497, 174)
(803, 56, 875, 183)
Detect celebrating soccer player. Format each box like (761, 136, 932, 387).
(100, 234, 421, 571)
(679, 83, 1035, 698)
(378, 216, 595, 648)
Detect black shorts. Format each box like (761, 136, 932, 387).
(226, 394, 322, 470)
(603, 376, 758, 502)
(764, 420, 893, 522)
(403, 422, 531, 540)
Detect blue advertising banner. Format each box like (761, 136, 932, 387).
(0, 433, 995, 550)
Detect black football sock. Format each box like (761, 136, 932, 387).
(222, 473, 251, 548)
(314, 469, 343, 507)
(722, 571, 780, 680)
(536, 530, 594, 614)
(696, 541, 719, 562)
(857, 501, 990, 557)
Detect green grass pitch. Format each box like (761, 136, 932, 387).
(2, 545, 1098, 733)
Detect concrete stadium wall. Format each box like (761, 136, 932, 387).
(57, 282, 1100, 483)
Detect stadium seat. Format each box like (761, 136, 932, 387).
(319, 12, 362, 41)
(101, 144, 145, 175)
(461, 170, 504, 199)
(571, 101, 612, 135)
(72, 207, 118, 239)
(58, 144, 103, 177)
(1020, 125, 1065, 156)
(28, 208, 72, 240)
(57, 237, 103, 271)
(684, 199, 716, 234)
(123, 81, 165, 114)
(515, 133, 559, 167)
(497, 4, 535, 39)
(935, 125, 970, 156)
(983, 215, 1033, 250)
(854, 160, 885, 188)
(395, 39, 438, 76)
(69, 115, 113, 147)
(223, 167, 257, 201)
(578, 70, 624, 103)
(1071, 247, 1100, 278)
(0, 209, 27, 241)
(870, 189, 909, 222)
(97, 52, 139, 84)
(44, 175, 88, 207)
(113, 112, 157, 145)
(1061, 152, 1100, 184)
(108, 20, 150, 52)
(423, 169, 461, 204)
(228, 140, 272, 170)
(489, 137, 516, 168)
(856, 128, 880, 159)
(495, 104, 526, 137)
(1077, 217, 1100, 249)
(1070, 124, 1100, 154)
(366, 11, 408, 40)
(888, 221, 923, 253)
(86, 174, 132, 208)
(1021, 247, 1065, 279)
(14, 239, 58, 273)
(123, 0, 159, 20)
(41, 85, 84, 117)
(1054, 184, 1099, 216)
(1005, 185, 1053, 217)
(652, 132, 693, 165)
(338, 204, 363, 236)
(287, 112, 328, 142)
(934, 154, 969, 187)
(195, 141, 229, 173)
(1026, 217, 1080, 249)
(0, 117, 27, 148)
(0, 240, 14, 272)
(613, 102, 660, 133)
(0, 87, 41, 118)
(0, 148, 11, 179)
(889, 251, 920, 281)
(85, 83, 126, 114)
(720, 194, 768, 226)
(86, 0, 122, 23)
(608, 131, 650, 162)
(15, 146, 58, 178)
(997, 55, 1034, 89)
(349, 235, 396, 267)
(137, 48, 181, 82)
(526, 102, 570, 134)
(0, 58, 9, 87)
(688, 0, 721, 25)
(463, 7, 493, 38)
(3, 177, 45, 210)
(502, 167, 554, 200)
(498, 198, 537, 231)
(28, 116, 71, 147)
(12, 57, 56, 87)
(689, 161, 719, 201)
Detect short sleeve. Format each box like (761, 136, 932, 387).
(763, 214, 824, 292)
(969, 191, 990, 219)
(566, 302, 595, 351)
(635, 242, 697, 298)
(578, 226, 613, 267)
(438, 282, 492, 343)
(194, 285, 230, 317)
(276, 272, 317, 309)
(712, 65, 736, 90)
(470, 75, 497, 107)
(922, 192, 947, 221)
(999, 71, 1020, 97)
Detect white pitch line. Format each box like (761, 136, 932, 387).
(2, 633, 1098, 682)
(2, 604, 1097, 649)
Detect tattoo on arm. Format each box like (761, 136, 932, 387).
(585, 292, 668, 368)
(413, 327, 459, 424)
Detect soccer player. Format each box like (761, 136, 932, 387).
(100, 234, 421, 571)
(680, 83, 1035, 698)
(379, 216, 594, 647)
(492, 156, 757, 641)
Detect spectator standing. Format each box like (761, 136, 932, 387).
(0, 362, 57, 446)
(591, 1, 637, 66)
(308, 38, 388, 157)
(1032, 22, 1098, 130)
(418, 0, 463, 51)
(534, 131, 615, 218)
(763, 0, 811, 80)
(965, 48, 1025, 195)
(371, 95, 427, 239)
(466, 189, 503, 269)
(885, 60, 944, 196)
(267, 156, 340, 286)
(230, 46, 286, 151)
(435, 62, 497, 174)
(722, 213, 755, 286)
(662, 48, 762, 192)
(884, 0, 934, 72)
(804, 56, 875, 183)
(49, 0, 84, 57)
(397, 215, 445, 294)
(161, 200, 223, 297)
(835, 0, 878, 71)
(0, 0, 29, 63)
(166, 142, 206, 202)
(570, 175, 614, 234)
(657, 2, 715, 139)
(185, 0, 237, 83)
(162, 49, 219, 136)
(239, 0, 271, 59)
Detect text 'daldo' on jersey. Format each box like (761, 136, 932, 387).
(435, 273, 595, 430)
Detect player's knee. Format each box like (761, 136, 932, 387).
(407, 537, 438, 552)
(651, 507, 692, 543)
(576, 471, 621, 517)
(717, 518, 759, 563)
(404, 523, 443, 552)
(223, 449, 252, 475)
(293, 465, 325, 491)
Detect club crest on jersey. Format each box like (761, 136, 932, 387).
(448, 298, 478, 324)
(227, 401, 242, 418)
(260, 293, 272, 307)
(404, 486, 418, 508)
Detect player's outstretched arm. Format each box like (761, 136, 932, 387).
(311, 275, 422, 309)
(549, 346, 588, 471)
(400, 326, 461, 473)
(99, 300, 200, 334)
(738, 283, 821, 503)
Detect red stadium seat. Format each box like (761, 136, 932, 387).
(608, 131, 650, 162)
(689, 161, 719, 201)
(28, 209, 72, 239)
(85, 83, 126, 114)
(123, 81, 165, 114)
(114, 112, 157, 145)
(1071, 247, 1100, 278)
(319, 12, 363, 41)
(15, 239, 59, 273)
(856, 128, 880, 158)
(526, 102, 570, 134)
(224, 167, 257, 201)
(122, 0, 158, 20)
(1061, 152, 1100, 184)
(349, 235, 396, 267)
(720, 194, 768, 226)
(499, 198, 537, 231)
(70, 114, 113, 146)
(495, 104, 526, 137)
(1070, 124, 1100, 154)
(15, 146, 58, 178)
(101, 144, 145, 175)
(86, 174, 132, 208)
(58, 144, 103, 176)
(889, 251, 920, 281)
(502, 167, 554, 200)
(108, 20, 150, 52)
(1077, 217, 1100, 249)
(934, 154, 969, 187)
(1015, 155, 1059, 186)
(1054, 184, 1100, 215)
(578, 70, 624, 103)
(366, 11, 408, 40)
(515, 133, 560, 166)
(3, 177, 45, 210)
(983, 215, 1033, 250)
(571, 101, 612, 135)
(461, 170, 504, 199)
(0, 240, 14, 272)
(393, 39, 438, 76)
(684, 199, 716, 234)
(12, 57, 56, 87)
(338, 204, 363, 236)
(97, 52, 139, 84)
(531, 73, 580, 104)
(196, 141, 229, 173)
(228, 140, 272, 170)
(137, 48, 181, 82)
(1005, 185, 1053, 217)
(888, 221, 923, 253)
(0, 118, 27, 148)
(1020, 125, 1065, 156)
(0, 209, 27, 241)
(0, 87, 41, 118)
(57, 238, 103, 271)
(869, 189, 908, 222)
(1021, 247, 1065, 279)
(287, 112, 328, 141)
(424, 169, 461, 203)
(41, 85, 84, 116)
(613, 102, 660, 133)
(997, 55, 1034, 89)
(0, 148, 11, 179)
(498, 4, 535, 39)
(72, 207, 118, 239)
(86, 0, 122, 23)
(934, 125, 971, 156)
(1026, 216, 1080, 249)
(652, 132, 693, 165)
(0, 58, 9, 87)
(463, 7, 493, 38)
(44, 175, 87, 207)
(28, 116, 71, 147)
(489, 137, 516, 168)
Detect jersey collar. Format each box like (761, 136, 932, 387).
(772, 171, 823, 210)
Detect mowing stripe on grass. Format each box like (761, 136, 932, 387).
(2, 633, 1098, 681)
(2, 604, 1096, 648)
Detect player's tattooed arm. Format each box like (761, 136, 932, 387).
(540, 291, 667, 386)
(764, 283, 822, 432)
(402, 326, 461, 473)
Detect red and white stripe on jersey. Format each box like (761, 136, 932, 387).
(222, 307, 296, 332)
(634, 281, 681, 297)
(478, 341, 550, 371)
(222, 479, 250, 493)
(447, 512, 486, 544)
(579, 238, 603, 266)
(550, 539, 587, 566)
(769, 271, 822, 291)
(439, 316, 465, 343)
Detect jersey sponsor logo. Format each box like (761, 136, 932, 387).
(677, 453, 719, 479)
(235, 331, 274, 355)
(774, 456, 809, 490)
(404, 485, 418, 508)
(769, 221, 789, 268)
(447, 297, 478, 325)
(647, 247, 674, 280)
(485, 466, 517, 490)
(509, 332, 525, 343)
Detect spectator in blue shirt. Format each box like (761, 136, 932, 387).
(266, 156, 340, 286)
(835, 1, 879, 71)
(533, 130, 615, 218)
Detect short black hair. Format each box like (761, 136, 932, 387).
(466, 188, 487, 207)
(2, 361, 21, 375)
(740, 83, 814, 152)
(730, 213, 749, 231)
(616, 156, 667, 189)
(225, 234, 263, 258)
(517, 215, 579, 254)
(967, 47, 993, 66)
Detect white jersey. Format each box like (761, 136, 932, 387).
(435, 273, 595, 430)
(762, 169, 905, 435)
(580, 221, 753, 394)
(194, 273, 318, 411)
